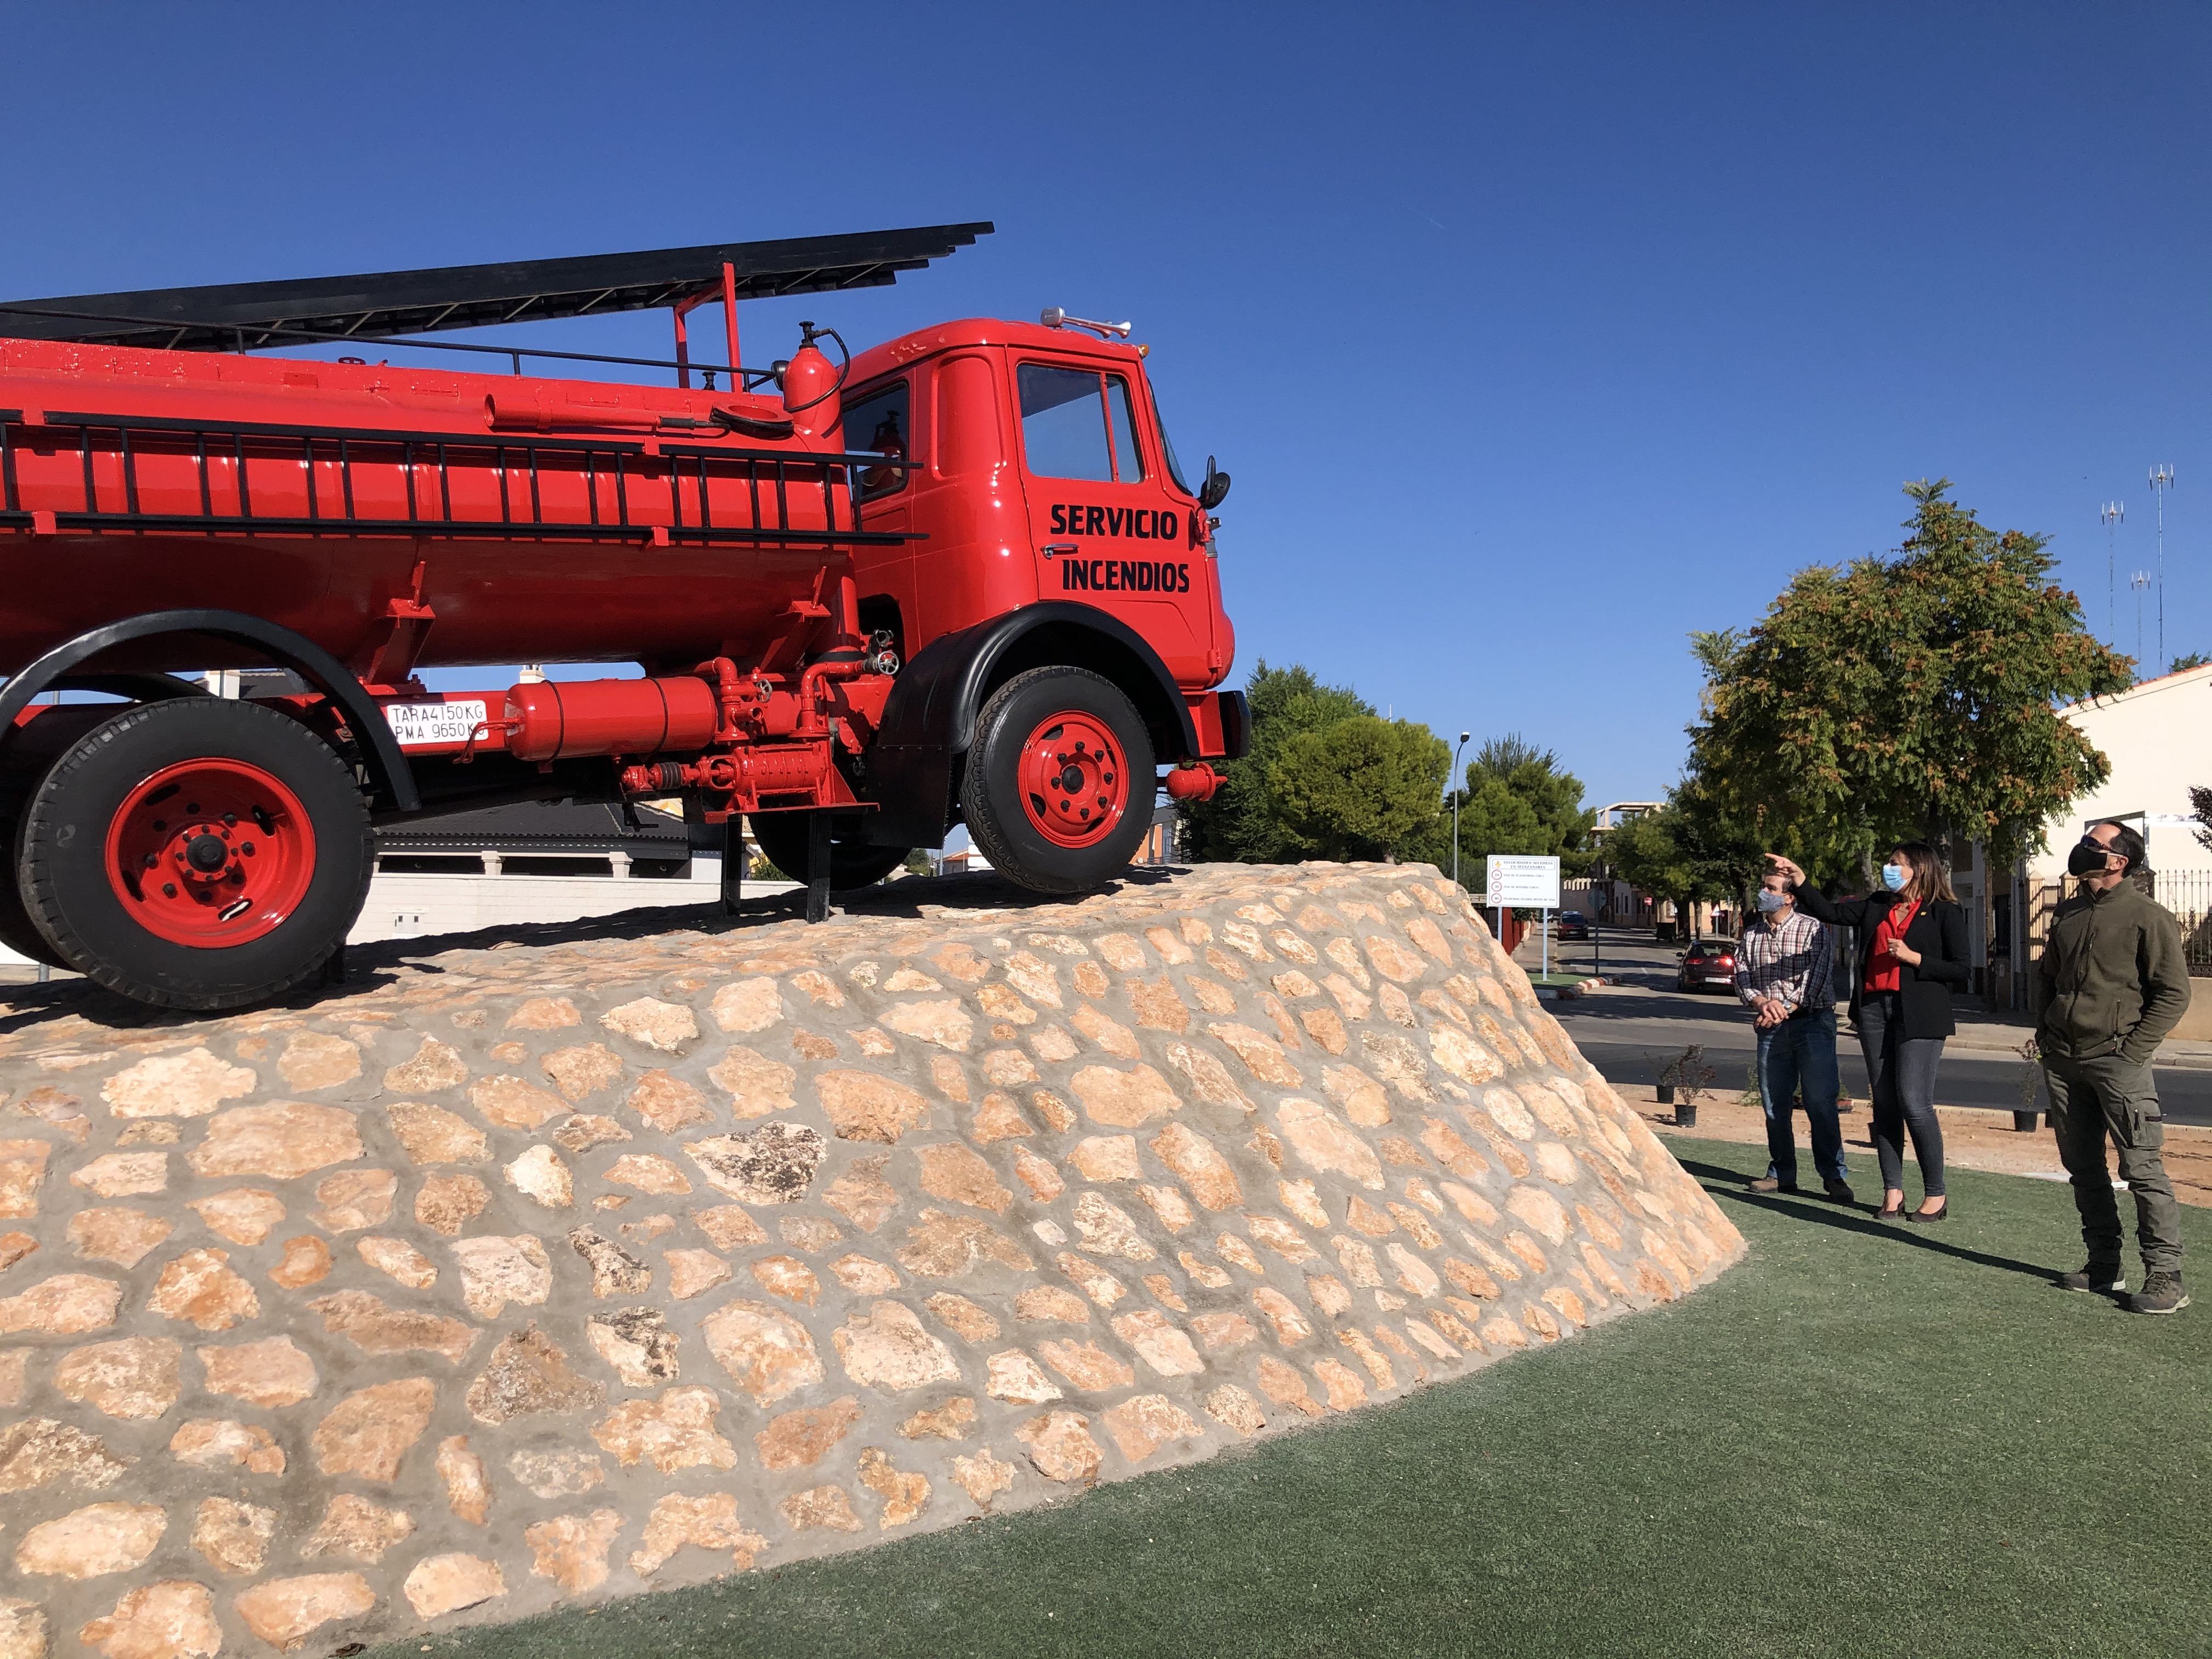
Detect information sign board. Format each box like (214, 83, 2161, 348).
(1485, 854, 1561, 910)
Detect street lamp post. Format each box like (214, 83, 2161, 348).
(1449, 731, 1470, 889)
(2149, 465, 2175, 668)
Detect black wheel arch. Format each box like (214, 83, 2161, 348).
(880, 601, 1200, 761)
(0, 609, 419, 813)
(861, 602, 1198, 850)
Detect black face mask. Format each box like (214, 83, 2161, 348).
(2068, 840, 2115, 877)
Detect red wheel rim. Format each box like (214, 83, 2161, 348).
(1017, 710, 1132, 849)
(102, 759, 318, 947)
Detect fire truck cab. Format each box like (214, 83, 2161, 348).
(836, 318, 1239, 861)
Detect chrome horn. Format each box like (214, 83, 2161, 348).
(1040, 307, 1131, 340)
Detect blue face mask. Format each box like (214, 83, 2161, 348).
(1881, 864, 1908, 892)
(1756, 890, 1789, 914)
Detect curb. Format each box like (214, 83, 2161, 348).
(1537, 977, 1607, 1001)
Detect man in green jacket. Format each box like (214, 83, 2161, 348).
(2037, 820, 2194, 1314)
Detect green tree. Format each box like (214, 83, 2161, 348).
(1267, 714, 1449, 861)
(1180, 661, 1372, 862)
(2170, 652, 2209, 676)
(1688, 479, 2133, 874)
(1449, 734, 1596, 873)
(1450, 774, 1543, 866)
(1604, 780, 1765, 919)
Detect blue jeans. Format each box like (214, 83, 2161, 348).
(1757, 1006, 1847, 1186)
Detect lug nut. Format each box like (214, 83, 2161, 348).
(162, 883, 177, 898)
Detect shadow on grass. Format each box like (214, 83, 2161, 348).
(1677, 1155, 2056, 1281)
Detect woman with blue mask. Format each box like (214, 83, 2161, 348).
(1765, 845, 1971, 1221)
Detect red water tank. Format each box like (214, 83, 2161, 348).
(505, 675, 719, 762)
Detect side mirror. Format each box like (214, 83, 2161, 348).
(1199, 454, 1231, 511)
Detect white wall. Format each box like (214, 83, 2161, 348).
(2023, 664, 2212, 885)
(349, 854, 805, 943)
(0, 856, 806, 969)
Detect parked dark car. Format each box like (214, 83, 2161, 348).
(1554, 910, 1591, 941)
(1674, 937, 1740, 994)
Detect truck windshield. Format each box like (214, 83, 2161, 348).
(1150, 386, 1192, 495)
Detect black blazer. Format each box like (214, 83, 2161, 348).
(1791, 886, 1971, 1040)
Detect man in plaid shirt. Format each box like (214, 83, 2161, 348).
(1735, 870, 1852, 1201)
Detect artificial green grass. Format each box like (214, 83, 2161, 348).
(390, 1141, 2212, 1659)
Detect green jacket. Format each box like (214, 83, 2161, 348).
(2036, 879, 2193, 1064)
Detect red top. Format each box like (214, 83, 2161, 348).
(1864, 900, 1921, 994)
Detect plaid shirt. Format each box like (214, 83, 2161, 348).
(1733, 907, 1835, 1014)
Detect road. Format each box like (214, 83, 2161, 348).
(1537, 935, 2212, 1127)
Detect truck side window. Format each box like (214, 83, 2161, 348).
(1017, 364, 1113, 482)
(843, 381, 909, 501)
(1105, 375, 1144, 482)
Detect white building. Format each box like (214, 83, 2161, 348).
(2000, 662, 2212, 1025)
(2019, 663, 2212, 887)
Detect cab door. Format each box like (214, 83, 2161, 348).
(1012, 358, 1208, 686)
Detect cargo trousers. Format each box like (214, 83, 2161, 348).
(2042, 1049, 2184, 1276)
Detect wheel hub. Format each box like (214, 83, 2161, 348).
(183, 831, 232, 874)
(104, 759, 316, 947)
(1018, 714, 1129, 849)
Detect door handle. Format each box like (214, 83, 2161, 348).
(1040, 544, 1076, 558)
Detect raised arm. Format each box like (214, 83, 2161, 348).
(1790, 882, 1847, 927)
(1767, 853, 1852, 929)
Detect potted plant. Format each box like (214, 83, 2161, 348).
(1658, 1044, 1717, 1128)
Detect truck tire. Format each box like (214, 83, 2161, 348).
(748, 812, 910, 890)
(962, 665, 1155, 894)
(0, 819, 67, 971)
(0, 705, 130, 974)
(19, 698, 375, 1009)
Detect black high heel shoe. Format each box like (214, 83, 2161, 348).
(1905, 1200, 1950, 1224)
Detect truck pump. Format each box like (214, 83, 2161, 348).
(0, 223, 1245, 1009)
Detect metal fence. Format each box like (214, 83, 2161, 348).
(2151, 869, 2212, 975)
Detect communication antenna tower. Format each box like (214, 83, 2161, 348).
(2132, 569, 2152, 666)
(2149, 465, 2176, 666)
(2101, 501, 2124, 645)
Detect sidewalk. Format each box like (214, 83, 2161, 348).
(1514, 932, 2212, 1069)
(1614, 1079, 2212, 1209)
(1944, 1006, 2212, 1069)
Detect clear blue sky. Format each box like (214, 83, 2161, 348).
(6, 3, 2207, 810)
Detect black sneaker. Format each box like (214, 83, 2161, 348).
(2058, 1263, 2126, 1294)
(2130, 1271, 2189, 1316)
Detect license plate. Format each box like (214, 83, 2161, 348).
(382, 699, 487, 747)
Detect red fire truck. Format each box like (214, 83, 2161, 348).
(0, 223, 1245, 1009)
